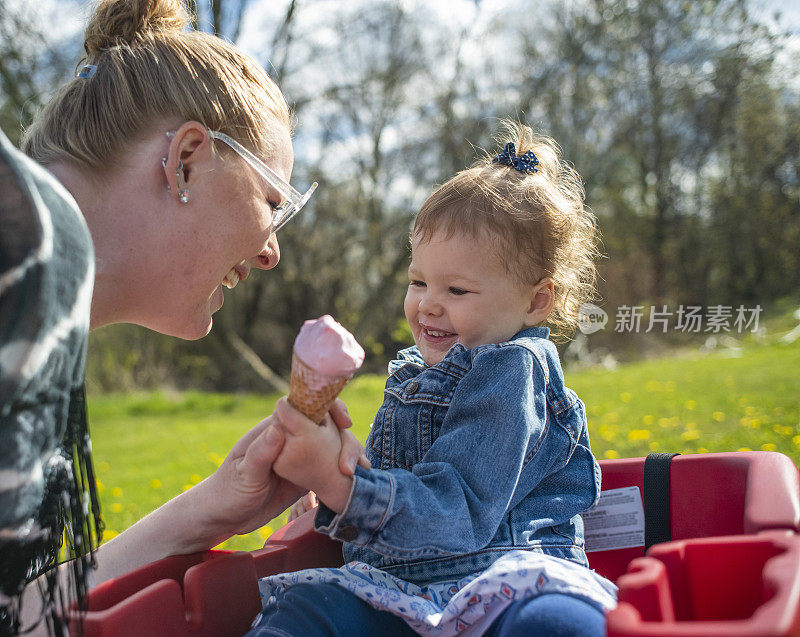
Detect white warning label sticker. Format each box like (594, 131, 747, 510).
(583, 486, 645, 552)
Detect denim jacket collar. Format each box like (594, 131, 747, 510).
(389, 326, 551, 375)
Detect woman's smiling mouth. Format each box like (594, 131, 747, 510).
(222, 265, 249, 289)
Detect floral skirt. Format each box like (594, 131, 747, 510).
(256, 550, 617, 636)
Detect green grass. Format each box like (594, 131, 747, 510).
(89, 337, 800, 553)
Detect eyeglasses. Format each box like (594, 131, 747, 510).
(208, 130, 317, 234)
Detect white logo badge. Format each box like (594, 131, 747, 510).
(578, 303, 608, 334)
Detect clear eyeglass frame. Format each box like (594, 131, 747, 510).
(208, 130, 317, 234)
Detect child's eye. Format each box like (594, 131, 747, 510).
(409, 280, 426, 288)
(449, 287, 469, 295)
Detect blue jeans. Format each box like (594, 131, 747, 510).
(246, 583, 606, 637)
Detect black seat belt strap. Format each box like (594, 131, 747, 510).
(643, 452, 680, 551)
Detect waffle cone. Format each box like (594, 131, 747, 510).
(288, 352, 351, 423)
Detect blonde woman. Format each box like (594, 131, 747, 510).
(0, 0, 366, 634)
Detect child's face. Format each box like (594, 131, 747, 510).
(404, 229, 539, 366)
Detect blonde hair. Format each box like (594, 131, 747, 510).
(22, 0, 291, 168)
(413, 121, 599, 341)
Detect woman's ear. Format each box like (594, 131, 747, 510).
(524, 278, 555, 326)
(162, 121, 212, 199)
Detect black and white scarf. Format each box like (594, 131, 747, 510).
(0, 131, 103, 635)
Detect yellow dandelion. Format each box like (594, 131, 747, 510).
(685, 422, 698, 431)
(645, 381, 659, 392)
(649, 441, 660, 451)
(102, 529, 119, 541)
(774, 425, 793, 436)
(793, 435, 800, 448)
(150, 478, 162, 489)
(761, 443, 777, 451)
(740, 417, 750, 427)
(750, 418, 761, 428)
(712, 412, 725, 422)
(599, 425, 617, 442)
(697, 447, 709, 454)
(258, 526, 274, 540)
(604, 450, 620, 459)
(737, 447, 752, 452)
(190, 473, 203, 485)
(642, 415, 654, 426)
(207, 452, 224, 467)
(658, 417, 671, 428)
(685, 400, 697, 411)
(628, 429, 651, 441)
(745, 406, 756, 416)
(95, 480, 105, 493)
(111, 487, 123, 498)
(620, 392, 632, 403)
(681, 430, 701, 441)
(110, 503, 123, 513)
(182, 484, 193, 492)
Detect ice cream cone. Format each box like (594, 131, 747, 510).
(288, 352, 351, 424)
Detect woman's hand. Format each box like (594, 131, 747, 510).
(205, 399, 368, 536)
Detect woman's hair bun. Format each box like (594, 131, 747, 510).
(84, 0, 188, 57)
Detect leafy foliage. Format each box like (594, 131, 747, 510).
(0, 0, 798, 386)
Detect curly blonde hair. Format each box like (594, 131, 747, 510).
(22, 0, 290, 168)
(413, 120, 599, 341)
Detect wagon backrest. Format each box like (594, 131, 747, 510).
(587, 452, 800, 581)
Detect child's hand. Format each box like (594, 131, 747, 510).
(288, 491, 318, 522)
(272, 397, 355, 513)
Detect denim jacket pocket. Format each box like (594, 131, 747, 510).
(371, 369, 457, 470)
(547, 386, 584, 450)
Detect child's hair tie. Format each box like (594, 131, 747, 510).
(493, 142, 539, 173)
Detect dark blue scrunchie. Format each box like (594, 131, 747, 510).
(492, 142, 539, 173)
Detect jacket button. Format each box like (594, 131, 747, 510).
(406, 381, 419, 394)
(339, 525, 358, 541)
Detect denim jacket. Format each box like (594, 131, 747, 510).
(315, 327, 601, 585)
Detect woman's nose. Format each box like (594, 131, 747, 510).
(254, 233, 280, 270)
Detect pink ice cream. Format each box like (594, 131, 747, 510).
(293, 315, 365, 378)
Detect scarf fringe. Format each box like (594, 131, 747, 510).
(1, 386, 103, 636)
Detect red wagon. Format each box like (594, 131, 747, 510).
(67, 451, 800, 636)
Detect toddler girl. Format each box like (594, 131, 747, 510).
(249, 121, 616, 636)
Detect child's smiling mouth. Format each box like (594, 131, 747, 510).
(420, 325, 458, 343)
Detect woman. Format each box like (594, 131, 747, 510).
(0, 0, 366, 633)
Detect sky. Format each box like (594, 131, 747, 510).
(17, 0, 800, 51)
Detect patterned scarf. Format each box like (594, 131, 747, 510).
(0, 131, 103, 635)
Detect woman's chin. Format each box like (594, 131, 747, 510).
(172, 294, 219, 340)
